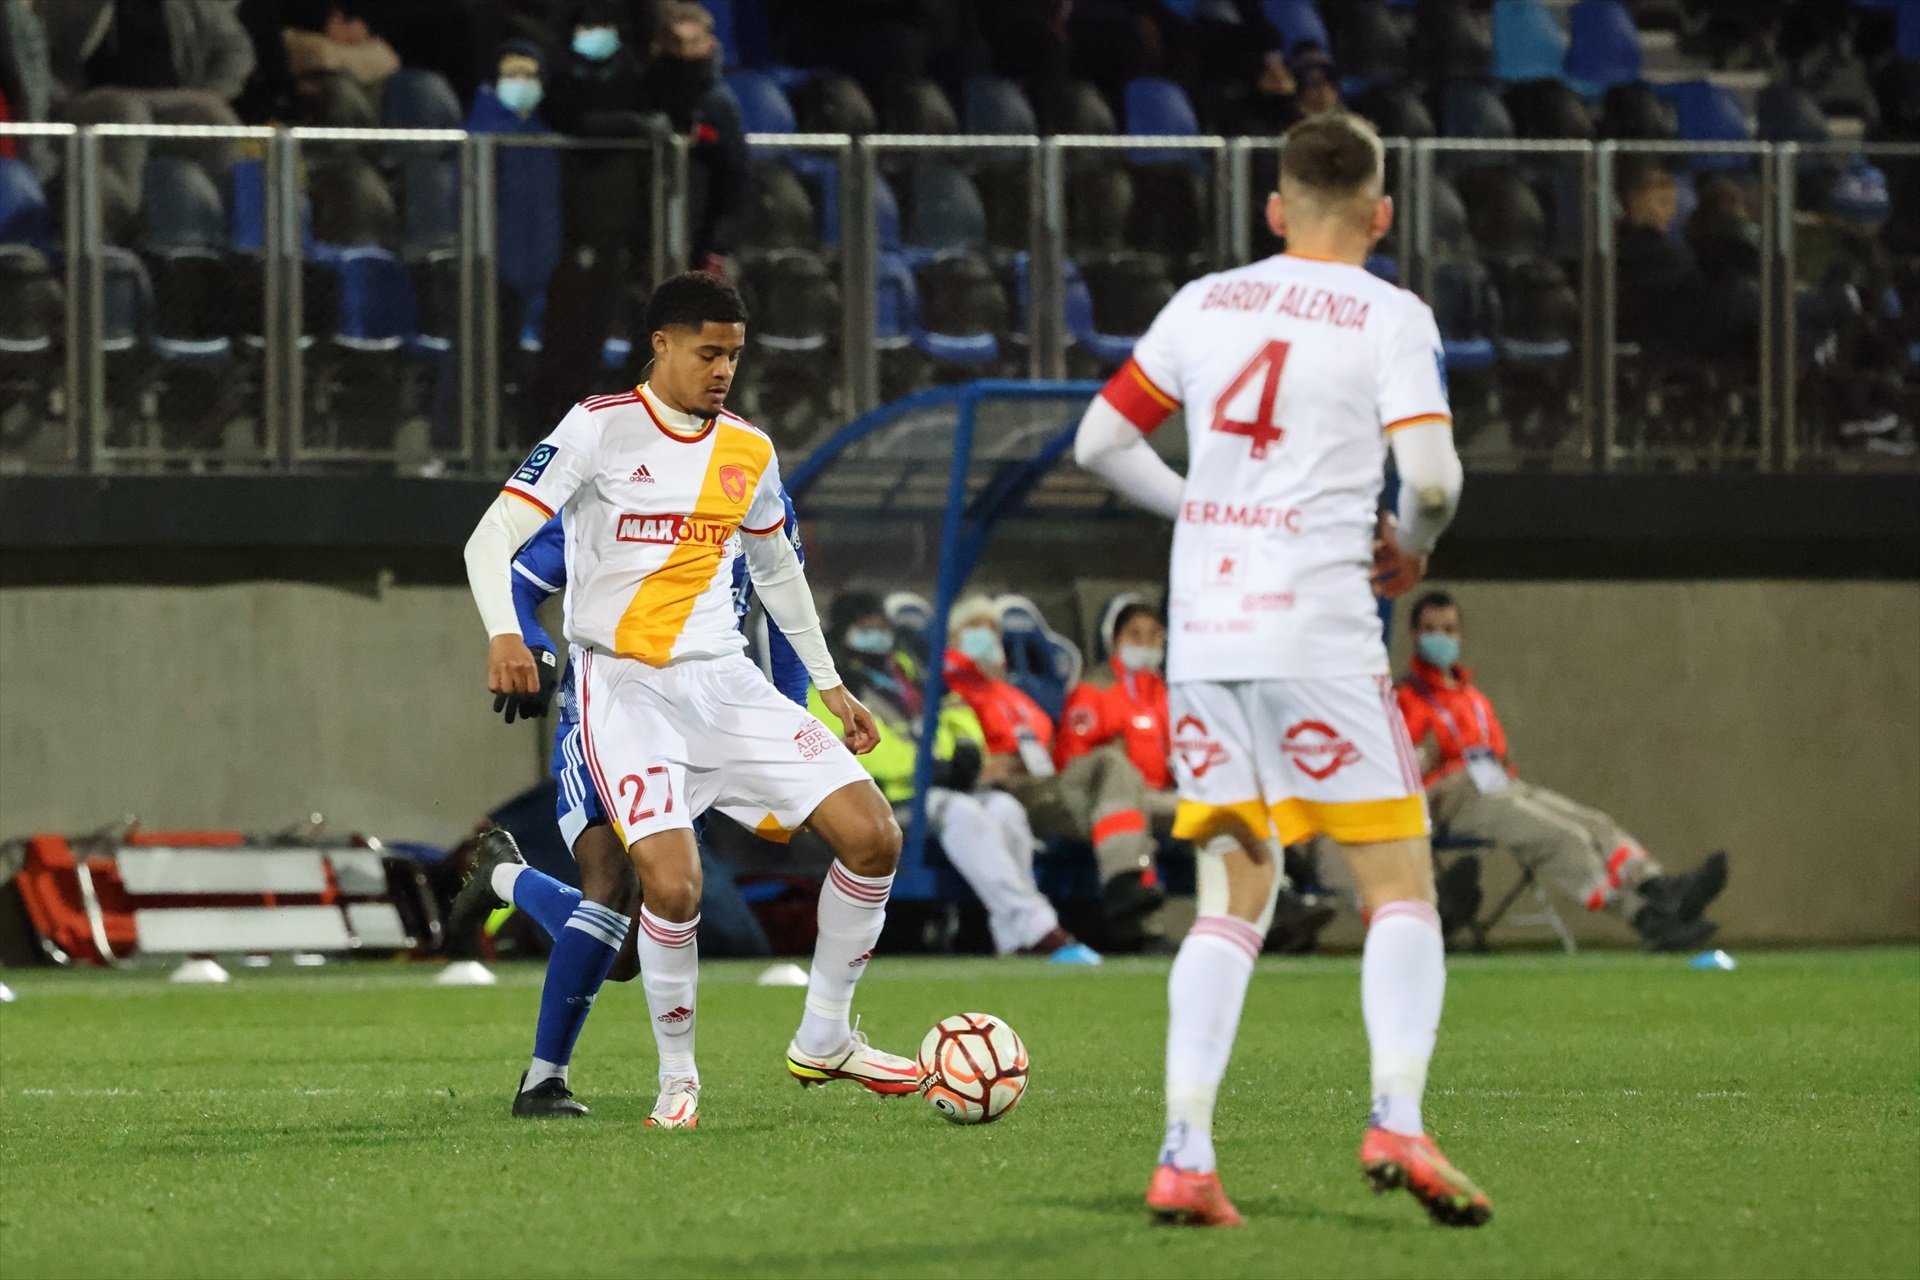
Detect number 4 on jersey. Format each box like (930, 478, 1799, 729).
(1211, 340, 1291, 459)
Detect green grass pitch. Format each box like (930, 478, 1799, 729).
(2, 948, 1915, 1279)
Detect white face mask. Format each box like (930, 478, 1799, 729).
(1117, 643, 1164, 673)
(956, 625, 1005, 671)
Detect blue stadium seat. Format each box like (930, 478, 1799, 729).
(994, 594, 1079, 722)
(1124, 77, 1203, 167)
(725, 71, 795, 134)
(382, 68, 462, 129)
(1565, 0, 1642, 95)
(0, 158, 51, 250)
(1492, 0, 1569, 83)
(1261, 0, 1332, 53)
(963, 76, 1037, 135)
(328, 248, 418, 352)
(875, 251, 917, 352)
(142, 155, 225, 251)
(1655, 79, 1752, 169)
(1431, 257, 1500, 374)
(148, 247, 233, 364)
(912, 250, 1003, 366)
(1756, 83, 1832, 144)
(1440, 81, 1518, 139)
(1009, 254, 1137, 367)
(100, 246, 153, 362)
(906, 163, 986, 253)
(820, 173, 899, 250)
(400, 157, 459, 257)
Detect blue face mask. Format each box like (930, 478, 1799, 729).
(846, 627, 893, 657)
(957, 626, 1004, 671)
(573, 26, 620, 61)
(1417, 632, 1461, 669)
(496, 77, 543, 115)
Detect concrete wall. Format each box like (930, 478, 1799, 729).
(0, 580, 543, 847)
(2, 576, 1915, 942)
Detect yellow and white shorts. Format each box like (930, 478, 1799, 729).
(577, 649, 870, 846)
(1169, 676, 1429, 848)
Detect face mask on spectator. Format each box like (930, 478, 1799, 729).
(496, 76, 543, 115)
(1417, 632, 1461, 669)
(846, 627, 893, 657)
(1117, 643, 1163, 673)
(957, 626, 1004, 671)
(573, 26, 621, 61)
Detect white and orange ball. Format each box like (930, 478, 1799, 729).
(917, 1012, 1029, 1125)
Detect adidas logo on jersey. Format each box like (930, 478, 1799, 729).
(630, 465, 655, 484)
(657, 1005, 693, 1024)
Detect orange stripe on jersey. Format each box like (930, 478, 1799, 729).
(1384, 412, 1451, 434)
(612, 423, 773, 663)
(503, 486, 554, 517)
(1098, 357, 1180, 433)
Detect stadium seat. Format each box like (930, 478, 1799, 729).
(1078, 252, 1176, 344)
(913, 250, 1005, 366)
(1350, 82, 1436, 138)
(740, 248, 838, 353)
(99, 247, 154, 422)
(791, 74, 876, 135)
(0, 157, 51, 250)
(1431, 175, 1471, 251)
(882, 79, 959, 135)
(147, 248, 232, 363)
(1009, 253, 1136, 368)
(1415, 0, 1492, 81)
(905, 163, 987, 253)
(1491, 0, 1569, 83)
(964, 76, 1038, 136)
(381, 68, 462, 130)
(0, 245, 61, 399)
(705, 0, 737, 68)
(1440, 81, 1518, 139)
(308, 157, 399, 249)
(1454, 167, 1547, 264)
(328, 247, 417, 353)
(1055, 80, 1118, 135)
(874, 251, 918, 352)
(1123, 78, 1202, 167)
(1655, 79, 1752, 169)
(883, 591, 933, 661)
(817, 172, 898, 251)
(1495, 256, 1577, 367)
(1067, 166, 1133, 257)
(1598, 81, 1677, 140)
(142, 155, 225, 251)
(408, 250, 460, 356)
(399, 157, 459, 257)
(993, 594, 1080, 720)
(1431, 256, 1501, 374)
(1564, 0, 1642, 95)
(726, 71, 795, 134)
(1504, 79, 1597, 139)
(1261, 0, 1332, 54)
(741, 160, 816, 251)
(1756, 83, 1832, 144)
(1326, 0, 1407, 82)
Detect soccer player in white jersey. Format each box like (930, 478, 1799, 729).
(1074, 113, 1489, 1227)
(463, 273, 920, 1130)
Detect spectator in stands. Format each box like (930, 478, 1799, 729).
(1056, 597, 1175, 822)
(466, 40, 562, 353)
(532, 0, 652, 431)
(1397, 591, 1730, 951)
(943, 595, 1166, 947)
(815, 593, 1101, 964)
(281, 2, 399, 128)
(1067, 0, 1169, 121)
(637, 1, 745, 276)
(1614, 161, 1694, 350)
(43, 0, 255, 237)
(0, 0, 56, 181)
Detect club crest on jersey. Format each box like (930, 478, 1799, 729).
(513, 443, 556, 485)
(718, 464, 747, 503)
(616, 513, 733, 546)
(1172, 715, 1228, 778)
(1283, 720, 1362, 780)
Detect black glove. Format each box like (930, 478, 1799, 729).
(494, 648, 559, 724)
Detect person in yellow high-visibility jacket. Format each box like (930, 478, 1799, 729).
(811, 593, 1100, 963)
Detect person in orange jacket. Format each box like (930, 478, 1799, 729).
(943, 595, 1165, 944)
(1057, 597, 1176, 819)
(1398, 591, 1728, 951)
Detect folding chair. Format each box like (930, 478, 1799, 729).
(1433, 828, 1577, 953)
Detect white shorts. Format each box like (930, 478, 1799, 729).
(1169, 675, 1429, 847)
(577, 649, 871, 846)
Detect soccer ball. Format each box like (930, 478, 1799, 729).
(917, 1012, 1028, 1124)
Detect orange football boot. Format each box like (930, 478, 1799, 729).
(1360, 1127, 1493, 1227)
(1146, 1164, 1245, 1227)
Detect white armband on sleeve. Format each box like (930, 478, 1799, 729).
(464, 493, 551, 638)
(741, 529, 841, 691)
(1389, 420, 1464, 556)
(1073, 395, 1185, 520)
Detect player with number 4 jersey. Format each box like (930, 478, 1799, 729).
(1075, 112, 1487, 1228)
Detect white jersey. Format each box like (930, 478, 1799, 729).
(501, 384, 788, 666)
(1106, 254, 1451, 683)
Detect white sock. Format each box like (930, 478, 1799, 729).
(1362, 899, 1446, 1137)
(797, 861, 892, 1056)
(491, 861, 525, 902)
(1160, 914, 1262, 1173)
(523, 1057, 566, 1090)
(637, 907, 700, 1083)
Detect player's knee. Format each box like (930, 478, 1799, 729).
(645, 867, 703, 921)
(839, 807, 903, 877)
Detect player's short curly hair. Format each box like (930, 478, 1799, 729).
(644, 271, 749, 336)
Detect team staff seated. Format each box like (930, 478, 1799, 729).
(1397, 592, 1730, 951)
(943, 596, 1165, 946)
(1056, 597, 1175, 822)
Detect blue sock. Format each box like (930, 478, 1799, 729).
(509, 866, 581, 941)
(530, 901, 630, 1074)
